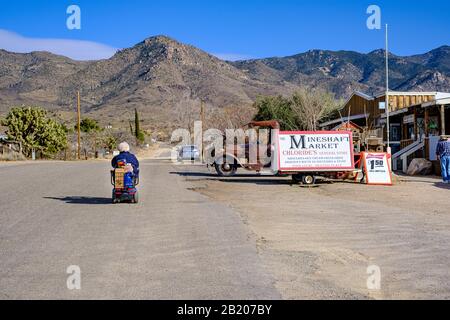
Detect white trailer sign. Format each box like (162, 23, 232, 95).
(277, 131, 354, 171)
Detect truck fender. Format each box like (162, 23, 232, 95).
(214, 153, 243, 167)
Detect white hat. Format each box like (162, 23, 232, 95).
(118, 142, 130, 152)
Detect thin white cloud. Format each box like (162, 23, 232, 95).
(213, 53, 254, 61)
(0, 29, 118, 61)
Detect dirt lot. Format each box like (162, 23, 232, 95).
(179, 168, 450, 299)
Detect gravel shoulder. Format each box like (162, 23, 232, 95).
(181, 167, 450, 299)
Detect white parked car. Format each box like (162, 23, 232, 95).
(178, 145, 200, 162)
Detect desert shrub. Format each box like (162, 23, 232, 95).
(75, 118, 102, 133)
(2, 106, 67, 158)
(0, 152, 26, 161)
(253, 95, 300, 130)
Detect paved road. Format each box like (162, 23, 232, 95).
(0, 160, 280, 299)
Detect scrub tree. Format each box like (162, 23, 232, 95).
(253, 88, 340, 131)
(134, 108, 145, 144)
(2, 106, 67, 158)
(75, 117, 103, 155)
(291, 88, 340, 131)
(253, 95, 300, 131)
(76, 117, 102, 133)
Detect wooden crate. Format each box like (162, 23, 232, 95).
(114, 168, 126, 188)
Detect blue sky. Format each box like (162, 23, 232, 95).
(0, 0, 449, 60)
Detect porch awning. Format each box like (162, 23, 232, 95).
(380, 107, 409, 118)
(320, 113, 369, 128)
(422, 98, 450, 107)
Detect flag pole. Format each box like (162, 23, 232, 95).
(385, 24, 391, 153)
(77, 91, 81, 160)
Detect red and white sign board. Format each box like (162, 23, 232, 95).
(361, 152, 392, 185)
(278, 131, 354, 171)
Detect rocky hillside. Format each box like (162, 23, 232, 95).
(0, 35, 449, 128)
(0, 36, 297, 128)
(231, 46, 450, 98)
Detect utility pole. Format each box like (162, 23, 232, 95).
(77, 91, 81, 160)
(200, 100, 205, 162)
(385, 24, 391, 154)
(200, 100, 205, 127)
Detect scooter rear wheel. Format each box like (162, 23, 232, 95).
(132, 191, 139, 204)
(112, 190, 118, 204)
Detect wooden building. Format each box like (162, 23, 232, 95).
(321, 91, 450, 172)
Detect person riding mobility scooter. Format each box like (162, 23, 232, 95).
(111, 142, 140, 204)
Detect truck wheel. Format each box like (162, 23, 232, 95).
(302, 175, 316, 185)
(292, 174, 303, 183)
(215, 162, 237, 177)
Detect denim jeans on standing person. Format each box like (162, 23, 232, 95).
(441, 156, 450, 182)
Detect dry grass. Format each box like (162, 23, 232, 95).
(0, 152, 26, 161)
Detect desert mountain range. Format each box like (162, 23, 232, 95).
(1, 35, 449, 129)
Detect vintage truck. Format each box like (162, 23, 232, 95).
(208, 120, 358, 185)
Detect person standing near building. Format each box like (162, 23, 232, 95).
(436, 135, 450, 184)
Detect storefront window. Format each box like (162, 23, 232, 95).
(390, 124, 401, 142)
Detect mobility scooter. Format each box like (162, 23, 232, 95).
(111, 160, 139, 204)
